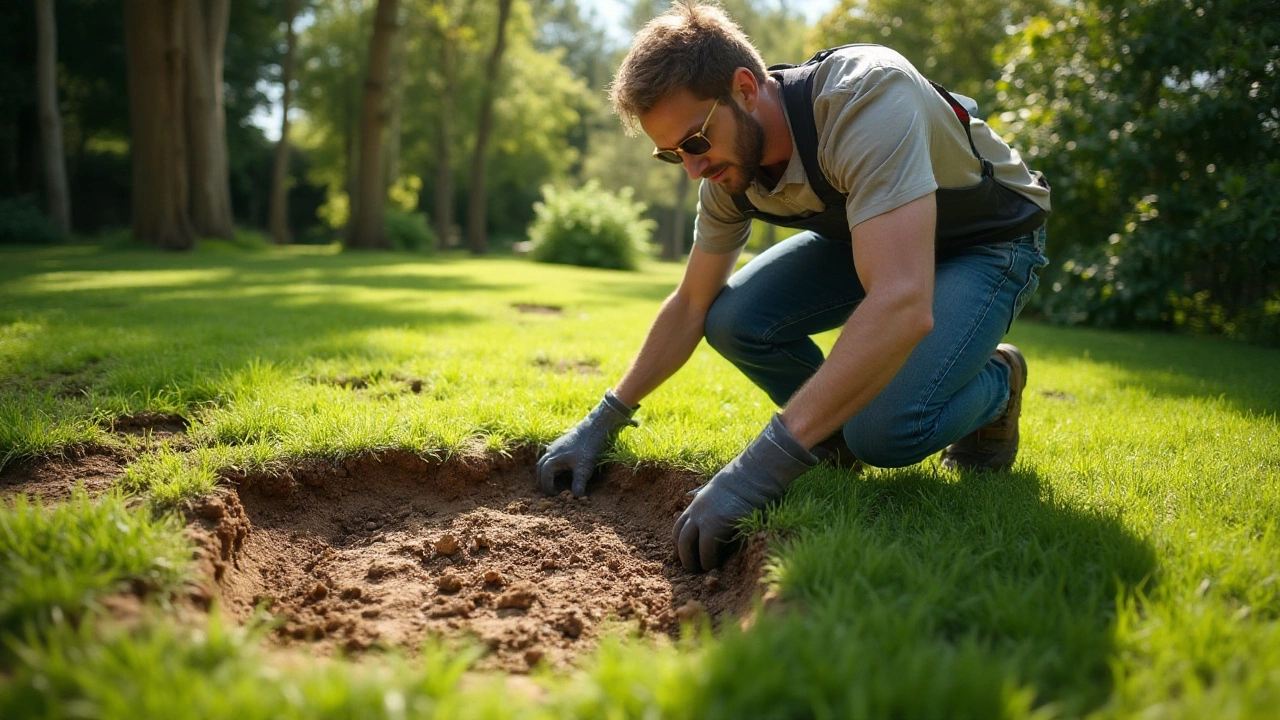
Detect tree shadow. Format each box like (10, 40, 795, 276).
(1013, 322, 1280, 417)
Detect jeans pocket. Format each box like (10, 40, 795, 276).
(1005, 228, 1049, 333)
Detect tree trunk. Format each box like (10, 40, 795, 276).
(123, 0, 194, 250)
(432, 7, 457, 250)
(464, 0, 513, 255)
(269, 0, 298, 244)
(665, 170, 690, 261)
(384, 24, 406, 193)
(183, 0, 233, 240)
(346, 0, 399, 249)
(34, 0, 71, 235)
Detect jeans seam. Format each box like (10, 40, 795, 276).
(759, 296, 861, 346)
(912, 245, 1017, 441)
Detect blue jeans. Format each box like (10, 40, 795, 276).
(703, 227, 1048, 468)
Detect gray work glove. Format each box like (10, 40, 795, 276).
(537, 389, 638, 497)
(673, 414, 816, 572)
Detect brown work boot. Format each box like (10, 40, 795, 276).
(940, 344, 1027, 471)
(811, 430, 864, 473)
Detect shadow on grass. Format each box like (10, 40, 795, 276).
(700, 465, 1157, 717)
(1014, 322, 1280, 417)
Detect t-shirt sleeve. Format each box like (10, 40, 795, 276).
(693, 179, 751, 254)
(816, 65, 939, 231)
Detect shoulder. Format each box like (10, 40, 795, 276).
(808, 44, 925, 98)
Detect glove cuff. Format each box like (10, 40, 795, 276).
(760, 414, 818, 469)
(602, 389, 640, 426)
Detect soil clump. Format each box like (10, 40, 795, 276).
(200, 448, 766, 672)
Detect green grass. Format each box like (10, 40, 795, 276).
(1, 243, 1277, 718)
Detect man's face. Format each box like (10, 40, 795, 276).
(640, 89, 765, 195)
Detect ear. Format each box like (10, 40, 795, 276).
(732, 67, 761, 112)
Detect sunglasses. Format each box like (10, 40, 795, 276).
(652, 97, 720, 164)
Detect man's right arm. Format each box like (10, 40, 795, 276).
(613, 244, 741, 407)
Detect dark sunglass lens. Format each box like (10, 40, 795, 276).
(654, 150, 683, 164)
(680, 136, 711, 156)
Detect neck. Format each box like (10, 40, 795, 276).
(758, 76, 793, 180)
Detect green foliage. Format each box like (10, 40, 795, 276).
(812, 0, 1059, 103)
(0, 196, 62, 245)
(383, 208, 437, 252)
(0, 489, 189, 639)
(994, 0, 1280, 343)
(528, 181, 654, 270)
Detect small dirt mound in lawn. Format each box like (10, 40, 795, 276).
(192, 449, 766, 672)
(0, 447, 124, 503)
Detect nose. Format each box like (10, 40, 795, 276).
(682, 153, 710, 180)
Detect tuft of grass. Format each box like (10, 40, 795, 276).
(0, 489, 190, 640)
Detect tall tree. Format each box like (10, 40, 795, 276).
(269, 0, 299, 244)
(346, 0, 399, 249)
(426, 0, 471, 249)
(183, 0, 233, 239)
(33, 0, 71, 234)
(464, 0, 513, 254)
(123, 0, 194, 250)
(383, 17, 407, 191)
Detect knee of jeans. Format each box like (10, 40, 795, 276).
(843, 418, 934, 468)
(704, 292, 755, 357)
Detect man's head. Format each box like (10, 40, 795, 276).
(609, 2, 769, 193)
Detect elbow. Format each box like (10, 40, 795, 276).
(912, 305, 934, 342)
(874, 288, 933, 343)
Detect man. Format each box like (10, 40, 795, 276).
(536, 1, 1050, 573)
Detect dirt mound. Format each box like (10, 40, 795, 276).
(198, 449, 766, 672)
(0, 447, 124, 503)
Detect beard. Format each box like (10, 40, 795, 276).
(707, 100, 766, 196)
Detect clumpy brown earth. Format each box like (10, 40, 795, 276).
(190, 448, 766, 672)
(0, 447, 125, 503)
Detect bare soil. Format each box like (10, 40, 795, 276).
(190, 448, 766, 672)
(0, 412, 189, 503)
(0, 447, 124, 503)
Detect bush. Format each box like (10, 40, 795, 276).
(528, 181, 654, 271)
(384, 209, 436, 252)
(0, 196, 61, 245)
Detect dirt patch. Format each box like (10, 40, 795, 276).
(532, 356, 602, 376)
(109, 411, 189, 438)
(197, 449, 766, 672)
(512, 303, 563, 316)
(0, 447, 125, 503)
(311, 374, 429, 396)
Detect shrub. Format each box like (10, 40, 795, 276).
(0, 195, 61, 245)
(384, 209, 436, 252)
(528, 181, 654, 271)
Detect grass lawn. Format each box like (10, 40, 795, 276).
(1, 242, 1277, 718)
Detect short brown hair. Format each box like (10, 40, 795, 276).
(608, 2, 767, 135)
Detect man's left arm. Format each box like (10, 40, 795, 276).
(779, 192, 936, 446)
(673, 193, 936, 572)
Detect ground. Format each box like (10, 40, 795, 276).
(2, 414, 766, 674)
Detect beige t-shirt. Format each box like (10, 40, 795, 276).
(694, 45, 1052, 254)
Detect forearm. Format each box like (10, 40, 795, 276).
(613, 292, 708, 407)
(780, 292, 932, 448)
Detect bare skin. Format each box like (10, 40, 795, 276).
(616, 67, 935, 450)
